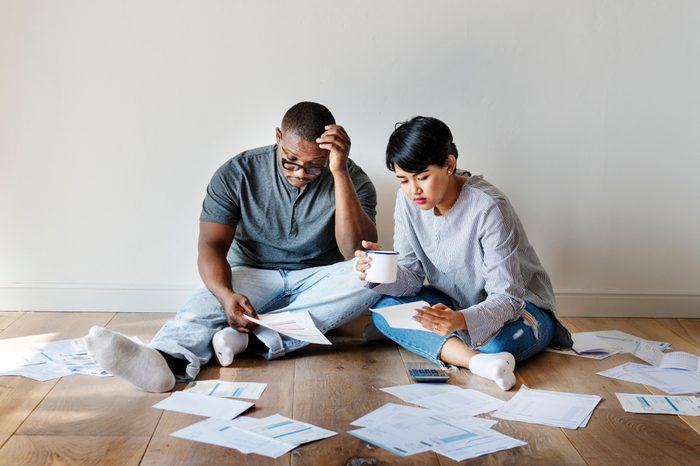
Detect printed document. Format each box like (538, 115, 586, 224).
(0, 337, 110, 380)
(370, 301, 430, 331)
(171, 417, 295, 458)
(350, 403, 497, 430)
(431, 426, 527, 462)
(547, 330, 671, 360)
(245, 414, 337, 445)
(616, 393, 700, 416)
(413, 388, 506, 416)
(349, 415, 480, 456)
(632, 346, 700, 372)
(491, 385, 601, 429)
(598, 362, 700, 394)
(152, 391, 253, 419)
(244, 311, 331, 345)
(381, 383, 461, 403)
(184, 380, 267, 399)
(349, 415, 524, 459)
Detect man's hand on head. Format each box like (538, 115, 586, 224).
(223, 293, 258, 333)
(316, 124, 351, 174)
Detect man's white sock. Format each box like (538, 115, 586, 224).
(212, 327, 249, 367)
(85, 326, 175, 393)
(468, 352, 516, 391)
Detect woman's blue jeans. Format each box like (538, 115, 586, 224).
(371, 287, 555, 366)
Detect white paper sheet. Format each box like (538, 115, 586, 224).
(244, 311, 331, 345)
(370, 301, 430, 331)
(413, 388, 506, 416)
(546, 330, 672, 360)
(246, 414, 337, 445)
(184, 380, 267, 399)
(491, 386, 601, 429)
(152, 391, 253, 419)
(616, 393, 700, 416)
(0, 336, 113, 380)
(598, 362, 700, 394)
(381, 383, 461, 403)
(431, 426, 527, 461)
(349, 415, 480, 457)
(635, 350, 700, 372)
(170, 417, 295, 458)
(350, 402, 497, 430)
(351, 403, 433, 427)
(0, 352, 73, 381)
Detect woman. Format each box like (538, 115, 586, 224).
(355, 116, 572, 390)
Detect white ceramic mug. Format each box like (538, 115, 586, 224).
(362, 250, 399, 283)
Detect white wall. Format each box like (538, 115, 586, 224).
(1, 1, 699, 316)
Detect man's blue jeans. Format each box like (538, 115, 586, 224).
(371, 287, 555, 366)
(150, 260, 381, 380)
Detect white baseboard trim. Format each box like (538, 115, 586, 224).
(0, 284, 198, 313)
(1, 285, 699, 317)
(555, 291, 700, 318)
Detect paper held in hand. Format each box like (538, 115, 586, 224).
(370, 301, 430, 332)
(244, 311, 331, 345)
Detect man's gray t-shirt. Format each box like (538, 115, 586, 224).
(200, 145, 377, 270)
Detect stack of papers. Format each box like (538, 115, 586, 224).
(184, 380, 267, 399)
(616, 393, 700, 416)
(598, 362, 700, 394)
(348, 401, 525, 461)
(380, 383, 506, 416)
(171, 414, 337, 458)
(0, 337, 109, 381)
(548, 330, 671, 360)
(244, 311, 331, 345)
(491, 386, 601, 429)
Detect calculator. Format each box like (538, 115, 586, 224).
(406, 363, 449, 383)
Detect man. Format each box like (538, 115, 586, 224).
(86, 102, 380, 392)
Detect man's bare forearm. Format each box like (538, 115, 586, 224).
(333, 170, 377, 258)
(197, 245, 236, 305)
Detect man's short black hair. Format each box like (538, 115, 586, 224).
(281, 101, 336, 141)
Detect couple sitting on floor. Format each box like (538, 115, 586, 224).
(86, 101, 573, 393)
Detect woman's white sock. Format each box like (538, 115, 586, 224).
(212, 327, 249, 367)
(468, 352, 516, 391)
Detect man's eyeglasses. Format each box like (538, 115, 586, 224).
(281, 158, 327, 175)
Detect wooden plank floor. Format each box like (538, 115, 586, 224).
(0, 311, 698, 465)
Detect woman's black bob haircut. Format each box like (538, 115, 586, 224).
(386, 116, 458, 173)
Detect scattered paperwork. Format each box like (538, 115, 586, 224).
(547, 330, 671, 360)
(370, 301, 430, 331)
(348, 399, 525, 460)
(153, 391, 254, 419)
(171, 417, 296, 458)
(491, 386, 601, 429)
(413, 388, 506, 416)
(616, 393, 700, 416)
(350, 403, 497, 430)
(184, 380, 267, 399)
(171, 414, 336, 458)
(245, 414, 337, 445)
(244, 311, 331, 345)
(431, 427, 527, 462)
(0, 337, 109, 381)
(632, 347, 700, 372)
(380, 382, 461, 403)
(598, 362, 700, 394)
